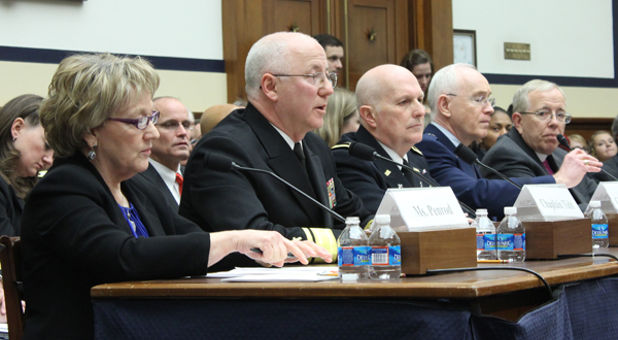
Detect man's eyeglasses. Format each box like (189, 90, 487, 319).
(520, 110, 571, 124)
(446, 93, 495, 107)
(271, 71, 337, 88)
(108, 111, 160, 130)
(157, 120, 193, 131)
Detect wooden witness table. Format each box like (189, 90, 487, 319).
(91, 250, 618, 339)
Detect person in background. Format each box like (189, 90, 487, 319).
(200, 103, 240, 136)
(589, 130, 617, 162)
(0, 94, 53, 236)
(471, 106, 513, 159)
(316, 88, 360, 147)
(400, 48, 434, 125)
(313, 34, 345, 76)
(135, 96, 191, 209)
(187, 109, 201, 145)
(589, 130, 618, 181)
(21, 53, 330, 340)
(567, 134, 588, 151)
(0, 94, 53, 322)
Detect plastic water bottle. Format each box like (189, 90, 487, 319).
(368, 214, 401, 281)
(474, 209, 496, 261)
(337, 216, 371, 281)
(496, 206, 525, 262)
(586, 200, 609, 249)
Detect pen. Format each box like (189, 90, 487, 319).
(250, 248, 297, 259)
(477, 259, 508, 263)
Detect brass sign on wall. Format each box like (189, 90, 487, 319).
(504, 42, 531, 60)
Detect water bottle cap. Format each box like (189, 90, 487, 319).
(504, 206, 517, 215)
(475, 209, 488, 215)
(345, 216, 360, 225)
(589, 200, 601, 208)
(375, 214, 390, 224)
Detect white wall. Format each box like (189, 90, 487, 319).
(453, 0, 614, 78)
(0, 0, 226, 111)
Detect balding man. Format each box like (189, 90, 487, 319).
(136, 96, 191, 209)
(180, 32, 369, 269)
(482, 79, 600, 204)
(416, 64, 599, 218)
(332, 64, 430, 213)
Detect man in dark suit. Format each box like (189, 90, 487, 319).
(180, 32, 369, 267)
(482, 79, 601, 204)
(135, 97, 192, 209)
(415, 64, 594, 218)
(332, 64, 431, 213)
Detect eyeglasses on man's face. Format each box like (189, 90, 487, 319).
(271, 71, 337, 88)
(520, 109, 571, 124)
(107, 110, 160, 130)
(446, 93, 495, 107)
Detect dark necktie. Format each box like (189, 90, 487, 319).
(542, 158, 554, 175)
(402, 159, 415, 185)
(294, 142, 306, 168)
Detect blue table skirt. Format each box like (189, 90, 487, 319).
(93, 277, 618, 340)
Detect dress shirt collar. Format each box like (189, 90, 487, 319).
(536, 152, 548, 162)
(149, 159, 182, 204)
(270, 123, 299, 150)
(431, 122, 462, 148)
(377, 141, 407, 170)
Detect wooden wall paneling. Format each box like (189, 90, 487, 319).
(565, 118, 614, 142)
(346, 0, 397, 89)
(408, 0, 453, 72)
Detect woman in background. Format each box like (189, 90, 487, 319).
(589, 130, 618, 181)
(0, 94, 53, 236)
(472, 106, 512, 159)
(400, 49, 434, 125)
(317, 88, 359, 147)
(567, 134, 588, 151)
(21, 53, 330, 340)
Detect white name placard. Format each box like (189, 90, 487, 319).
(375, 187, 468, 232)
(514, 184, 583, 222)
(589, 181, 618, 213)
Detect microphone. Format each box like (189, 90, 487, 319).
(348, 142, 477, 218)
(557, 134, 617, 181)
(454, 144, 522, 189)
(204, 153, 346, 223)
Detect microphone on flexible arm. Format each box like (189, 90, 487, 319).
(454, 144, 522, 190)
(557, 134, 618, 181)
(204, 152, 346, 223)
(347, 142, 477, 218)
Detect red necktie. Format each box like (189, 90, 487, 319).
(175, 173, 184, 196)
(542, 159, 554, 175)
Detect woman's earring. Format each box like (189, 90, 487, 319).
(87, 145, 97, 161)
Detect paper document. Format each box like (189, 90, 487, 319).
(208, 266, 339, 282)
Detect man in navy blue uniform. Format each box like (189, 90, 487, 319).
(180, 32, 369, 268)
(416, 64, 600, 218)
(332, 64, 431, 213)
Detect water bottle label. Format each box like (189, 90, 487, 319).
(483, 234, 496, 250)
(513, 233, 525, 251)
(338, 246, 371, 266)
(338, 246, 354, 266)
(496, 234, 514, 250)
(371, 246, 401, 266)
(592, 224, 609, 239)
(355, 246, 371, 266)
(476, 234, 484, 250)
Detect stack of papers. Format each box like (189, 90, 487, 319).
(208, 266, 339, 282)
